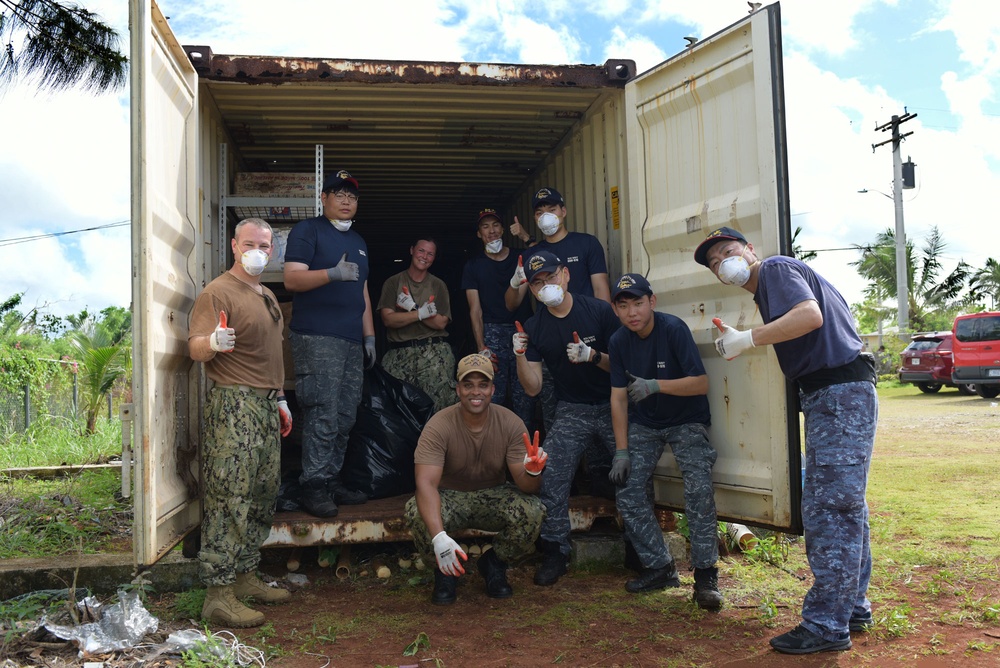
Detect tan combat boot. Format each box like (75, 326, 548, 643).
(234, 571, 292, 604)
(202, 585, 265, 628)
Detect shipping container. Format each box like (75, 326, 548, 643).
(128, 0, 798, 569)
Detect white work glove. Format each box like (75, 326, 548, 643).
(522, 431, 547, 476)
(417, 298, 437, 321)
(624, 371, 659, 403)
(479, 347, 499, 372)
(326, 252, 360, 282)
(396, 286, 417, 311)
(512, 321, 528, 356)
(431, 530, 468, 576)
(566, 331, 593, 364)
(509, 255, 526, 289)
(712, 318, 755, 360)
(209, 311, 235, 353)
(363, 335, 377, 369)
(277, 399, 292, 437)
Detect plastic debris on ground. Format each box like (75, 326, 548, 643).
(43, 589, 157, 657)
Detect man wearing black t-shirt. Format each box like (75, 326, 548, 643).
(513, 250, 620, 587)
(606, 273, 722, 609)
(461, 208, 535, 429)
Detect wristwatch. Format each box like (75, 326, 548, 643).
(591, 350, 602, 365)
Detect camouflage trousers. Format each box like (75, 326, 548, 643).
(404, 484, 545, 564)
(800, 381, 877, 640)
(483, 323, 536, 430)
(291, 333, 364, 486)
(617, 422, 718, 570)
(539, 401, 616, 555)
(382, 340, 458, 413)
(199, 387, 280, 586)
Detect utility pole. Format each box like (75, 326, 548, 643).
(873, 110, 917, 337)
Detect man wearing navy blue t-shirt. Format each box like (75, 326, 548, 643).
(461, 208, 535, 429)
(512, 250, 620, 587)
(695, 227, 877, 655)
(606, 274, 722, 609)
(283, 170, 375, 518)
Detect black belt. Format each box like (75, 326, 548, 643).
(214, 384, 280, 400)
(387, 337, 445, 351)
(797, 354, 876, 394)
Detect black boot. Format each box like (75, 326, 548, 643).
(478, 548, 513, 599)
(625, 560, 680, 593)
(693, 566, 724, 610)
(432, 568, 458, 605)
(300, 480, 338, 518)
(328, 478, 368, 506)
(533, 540, 568, 586)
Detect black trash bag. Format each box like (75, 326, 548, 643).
(341, 364, 435, 499)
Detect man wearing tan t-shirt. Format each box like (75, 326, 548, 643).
(404, 354, 548, 605)
(188, 218, 293, 628)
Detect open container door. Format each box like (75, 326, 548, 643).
(130, 0, 204, 568)
(624, 3, 800, 532)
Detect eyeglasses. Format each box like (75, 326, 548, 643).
(261, 293, 281, 323)
(328, 191, 359, 203)
(529, 267, 563, 289)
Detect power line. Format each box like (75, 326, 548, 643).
(0, 220, 129, 248)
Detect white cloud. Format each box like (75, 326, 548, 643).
(602, 27, 667, 74)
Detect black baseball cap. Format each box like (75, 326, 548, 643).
(477, 208, 502, 225)
(322, 169, 359, 192)
(612, 273, 653, 301)
(694, 226, 748, 267)
(531, 187, 564, 209)
(523, 250, 562, 282)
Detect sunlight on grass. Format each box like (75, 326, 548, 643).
(1, 419, 121, 469)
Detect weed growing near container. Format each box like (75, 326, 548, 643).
(1, 419, 121, 469)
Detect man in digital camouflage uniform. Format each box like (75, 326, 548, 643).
(189, 218, 293, 627)
(284, 169, 376, 518)
(607, 273, 722, 608)
(379, 237, 457, 412)
(405, 354, 547, 605)
(695, 227, 877, 655)
(513, 250, 620, 587)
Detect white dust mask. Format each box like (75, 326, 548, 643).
(537, 212, 560, 236)
(485, 239, 503, 254)
(331, 219, 353, 232)
(537, 284, 565, 307)
(241, 249, 269, 276)
(718, 252, 751, 287)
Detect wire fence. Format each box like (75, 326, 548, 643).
(0, 375, 124, 434)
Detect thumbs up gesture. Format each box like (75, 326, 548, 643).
(509, 255, 527, 289)
(210, 311, 235, 352)
(417, 295, 437, 321)
(327, 252, 360, 282)
(566, 330, 593, 364)
(512, 320, 528, 356)
(396, 285, 417, 311)
(712, 318, 755, 360)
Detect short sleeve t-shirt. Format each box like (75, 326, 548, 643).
(523, 294, 621, 404)
(413, 403, 528, 492)
(377, 270, 452, 343)
(461, 251, 533, 324)
(525, 232, 608, 298)
(284, 216, 369, 342)
(188, 272, 285, 389)
(609, 311, 711, 428)
(754, 256, 862, 379)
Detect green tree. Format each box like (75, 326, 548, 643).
(969, 258, 1000, 311)
(791, 225, 817, 262)
(0, 0, 127, 92)
(851, 226, 970, 332)
(68, 313, 130, 434)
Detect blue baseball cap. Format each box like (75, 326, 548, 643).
(612, 273, 653, 301)
(523, 250, 562, 282)
(694, 226, 748, 267)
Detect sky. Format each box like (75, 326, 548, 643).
(1, 0, 998, 324)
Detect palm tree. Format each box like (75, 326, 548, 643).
(68, 315, 130, 434)
(969, 258, 1000, 311)
(0, 0, 127, 92)
(851, 226, 970, 332)
(791, 226, 818, 262)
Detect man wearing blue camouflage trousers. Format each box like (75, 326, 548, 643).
(696, 227, 877, 655)
(513, 250, 620, 586)
(607, 274, 722, 608)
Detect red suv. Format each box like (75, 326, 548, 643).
(951, 311, 1000, 399)
(897, 332, 975, 394)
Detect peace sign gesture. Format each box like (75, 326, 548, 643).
(522, 430, 547, 476)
